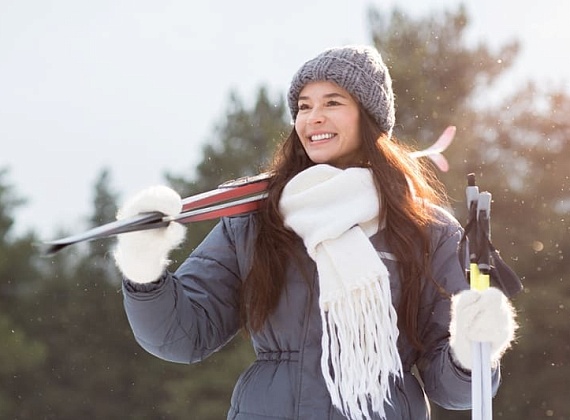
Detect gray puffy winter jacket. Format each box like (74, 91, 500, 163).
(122, 209, 500, 419)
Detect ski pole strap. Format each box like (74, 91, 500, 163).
(459, 179, 522, 298)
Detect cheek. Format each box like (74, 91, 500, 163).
(343, 115, 361, 148)
(351, 126, 362, 146)
(294, 118, 303, 136)
(294, 121, 307, 147)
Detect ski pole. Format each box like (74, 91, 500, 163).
(465, 174, 493, 420)
(474, 191, 493, 420)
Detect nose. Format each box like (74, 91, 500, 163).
(306, 106, 325, 124)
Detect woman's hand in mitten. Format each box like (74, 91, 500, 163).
(449, 287, 517, 370)
(113, 186, 186, 284)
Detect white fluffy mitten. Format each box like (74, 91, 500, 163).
(449, 287, 517, 370)
(114, 186, 186, 284)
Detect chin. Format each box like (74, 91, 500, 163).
(307, 153, 334, 165)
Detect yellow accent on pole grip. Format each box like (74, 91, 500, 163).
(470, 263, 490, 291)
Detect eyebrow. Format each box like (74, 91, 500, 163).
(298, 92, 348, 101)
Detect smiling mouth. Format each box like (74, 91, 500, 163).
(310, 133, 336, 142)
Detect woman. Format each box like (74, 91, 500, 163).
(115, 45, 517, 419)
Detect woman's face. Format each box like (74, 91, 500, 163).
(295, 81, 362, 168)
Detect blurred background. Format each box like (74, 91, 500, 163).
(1, 1, 568, 418)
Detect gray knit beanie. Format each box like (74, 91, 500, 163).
(288, 45, 395, 137)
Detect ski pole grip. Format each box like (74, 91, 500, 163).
(473, 191, 492, 290)
(466, 174, 479, 210)
(465, 174, 480, 265)
(477, 192, 491, 219)
(477, 192, 492, 275)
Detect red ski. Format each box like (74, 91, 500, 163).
(42, 173, 270, 255)
(42, 126, 455, 255)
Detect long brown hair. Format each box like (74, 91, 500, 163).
(240, 106, 447, 350)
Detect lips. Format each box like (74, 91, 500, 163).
(310, 133, 336, 142)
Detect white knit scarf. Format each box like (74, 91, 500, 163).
(279, 164, 403, 420)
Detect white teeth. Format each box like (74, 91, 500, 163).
(310, 133, 335, 141)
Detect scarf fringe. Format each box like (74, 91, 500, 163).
(321, 279, 403, 420)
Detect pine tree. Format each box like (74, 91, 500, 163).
(0, 169, 47, 418)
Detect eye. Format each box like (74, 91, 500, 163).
(326, 100, 341, 106)
(298, 103, 310, 111)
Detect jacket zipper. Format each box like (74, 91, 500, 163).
(294, 266, 317, 420)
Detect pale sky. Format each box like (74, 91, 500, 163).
(1, 0, 569, 239)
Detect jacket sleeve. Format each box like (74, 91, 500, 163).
(122, 216, 251, 364)
(415, 219, 501, 410)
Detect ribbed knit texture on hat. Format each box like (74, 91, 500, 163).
(288, 45, 395, 138)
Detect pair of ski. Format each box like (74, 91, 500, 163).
(43, 126, 456, 255)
